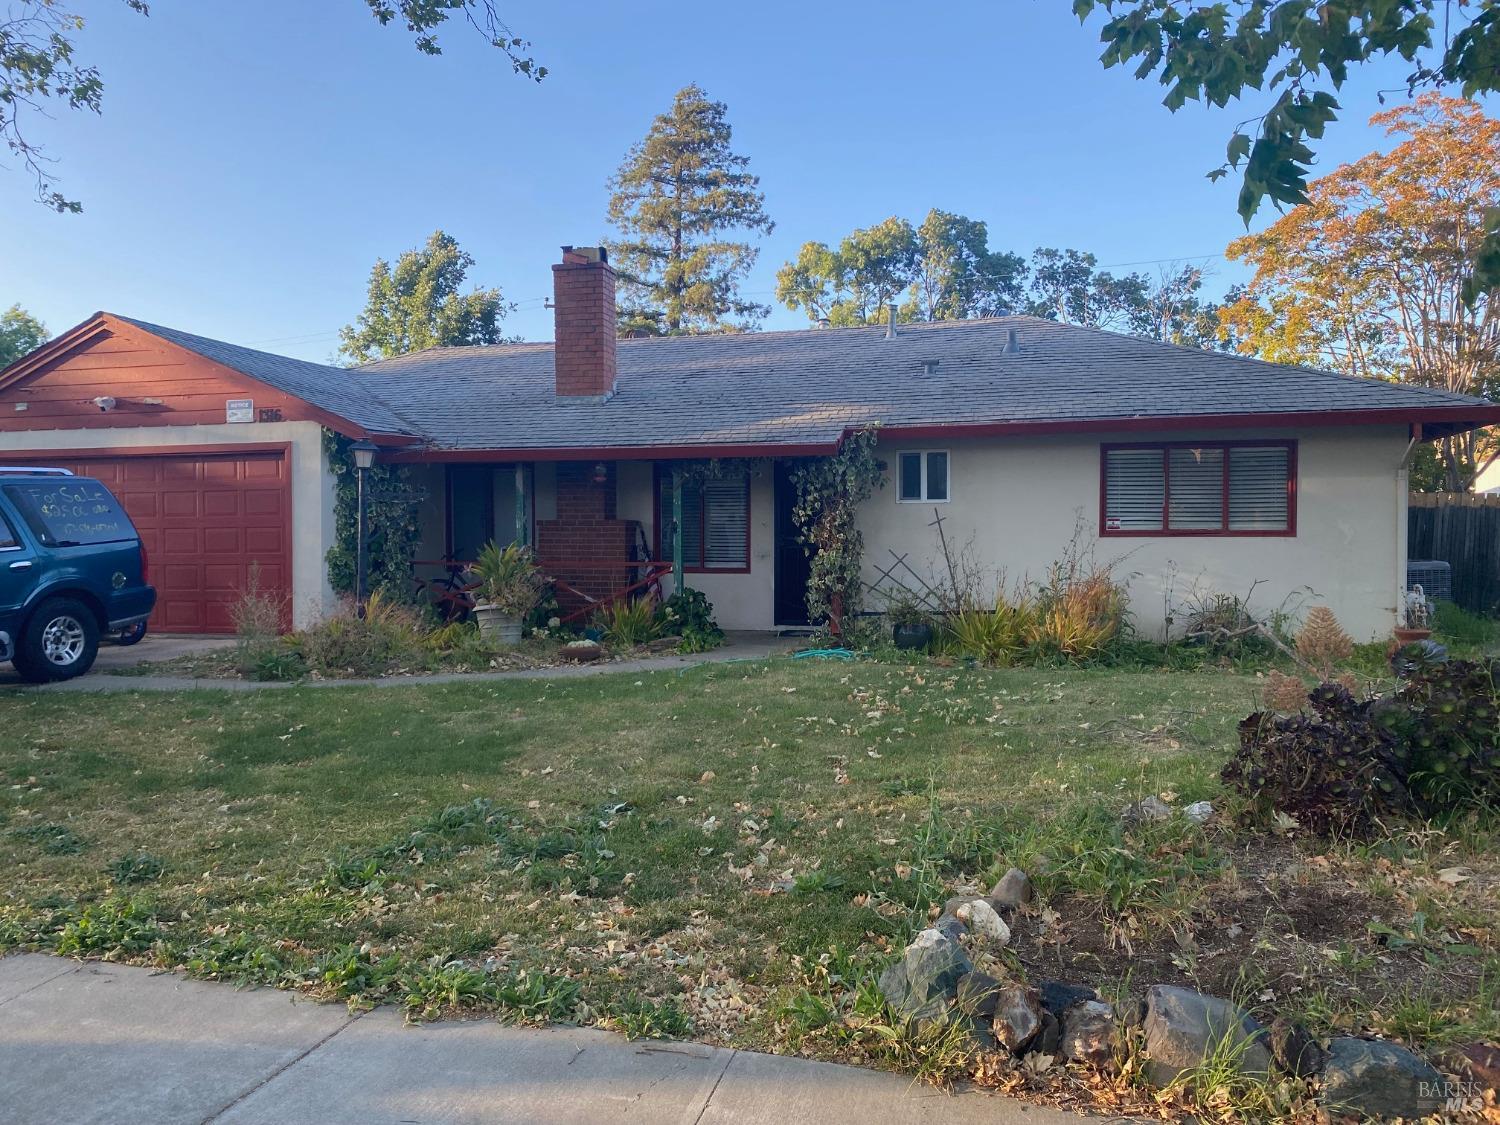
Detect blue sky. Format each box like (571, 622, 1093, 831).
(1, 1, 1471, 362)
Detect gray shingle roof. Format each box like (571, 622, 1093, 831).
(346, 316, 1498, 452)
(116, 316, 418, 437)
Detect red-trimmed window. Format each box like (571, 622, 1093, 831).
(1101, 442, 1296, 536)
(655, 469, 750, 572)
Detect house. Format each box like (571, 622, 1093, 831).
(2, 245, 1497, 641)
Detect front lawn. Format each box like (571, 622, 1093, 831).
(1, 660, 1495, 1113)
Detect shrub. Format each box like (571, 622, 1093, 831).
(1261, 669, 1312, 713)
(1381, 658, 1500, 809)
(657, 588, 724, 653)
(1178, 591, 1280, 663)
(1296, 606, 1354, 679)
(1028, 570, 1126, 660)
(1432, 602, 1497, 648)
(597, 597, 661, 647)
(946, 595, 1037, 665)
(1224, 683, 1412, 836)
(229, 562, 284, 643)
(296, 593, 427, 676)
(468, 542, 548, 616)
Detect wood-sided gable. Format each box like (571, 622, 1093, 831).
(0, 313, 367, 436)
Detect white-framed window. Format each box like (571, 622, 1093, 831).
(897, 450, 950, 503)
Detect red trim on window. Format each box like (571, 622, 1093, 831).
(1099, 439, 1297, 538)
(651, 465, 752, 575)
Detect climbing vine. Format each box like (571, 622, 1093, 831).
(789, 426, 884, 623)
(322, 429, 424, 601)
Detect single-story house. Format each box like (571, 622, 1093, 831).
(2, 245, 1496, 640)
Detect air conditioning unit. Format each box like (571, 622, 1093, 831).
(1407, 560, 1453, 602)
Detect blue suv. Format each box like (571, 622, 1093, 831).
(0, 468, 156, 683)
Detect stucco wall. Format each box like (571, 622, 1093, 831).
(857, 427, 1411, 642)
(0, 420, 337, 628)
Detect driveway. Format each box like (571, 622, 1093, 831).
(0, 955, 1091, 1125)
(0, 633, 234, 687)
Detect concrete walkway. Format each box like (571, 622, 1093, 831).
(3, 634, 806, 693)
(0, 954, 1089, 1125)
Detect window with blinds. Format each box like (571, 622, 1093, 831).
(1101, 443, 1293, 535)
(656, 471, 750, 570)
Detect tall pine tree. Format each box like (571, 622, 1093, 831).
(339, 231, 510, 363)
(606, 85, 774, 335)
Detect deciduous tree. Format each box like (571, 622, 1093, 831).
(4, 1, 540, 213)
(1219, 95, 1500, 491)
(606, 85, 774, 335)
(1074, 0, 1500, 298)
(0, 305, 48, 369)
(339, 231, 510, 363)
(776, 211, 1024, 326)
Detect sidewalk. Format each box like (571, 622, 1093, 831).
(0, 954, 1089, 1125)
(4, 634, 804, 693)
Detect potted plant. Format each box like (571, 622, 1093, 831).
(467, 542, 546, 645)
(1394, 584, 1434, 646)
(888, 593, 935, 651)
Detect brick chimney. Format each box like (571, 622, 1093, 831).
(552, 245, 617, 401)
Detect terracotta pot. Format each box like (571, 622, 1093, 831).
(559, 642, 602, 663)
(1393, 627, 1433, 646)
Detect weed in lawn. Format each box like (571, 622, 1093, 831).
(180, 933, 288, 985)
(492, 968, 582, 1026)
(603, 993, 694, 1040)
(401, 958, 505, 1022)
(309, 943, 405, 1004)
(107, 852, 165, 885)
(11, 823, 86, 856)
(55, 897, 160, 958)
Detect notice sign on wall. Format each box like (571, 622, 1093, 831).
(226, 398, 255, 423)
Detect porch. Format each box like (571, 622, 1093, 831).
(402, 458, 809, 631)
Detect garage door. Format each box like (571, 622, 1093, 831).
(11, 450, 291, 634)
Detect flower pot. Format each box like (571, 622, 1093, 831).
(559, 641, 602, 663)
(1393, 627, 1433, 646)
(474, 604, 523, 645)
(892, 621, 934, 651)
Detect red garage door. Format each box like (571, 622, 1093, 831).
(12, 449, 292, 634)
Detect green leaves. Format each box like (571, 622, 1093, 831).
(339, 231, 510, 363)
(1078, 1, 1500, 250)
(606, 85, 773, 335)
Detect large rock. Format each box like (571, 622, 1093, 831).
(877, 928, 972, 1024)
(1268, 1016, 1326, 1078)
(1122, 795, 1172, 825)
(992, 983, 1043, 1054)
(1060, 999, 1115, 1065)
(954, 971, 1002, 1020)
(955, 898, 1011, 946)
(1033, 1009, 1062, 1057)
(989, 867, 1033, 909)
(932, 913, 967, 941)
(1142, 985, 1270, 1086)
(1038, 980, 1099, 1017)
(1321, 1037, 1446, 1120)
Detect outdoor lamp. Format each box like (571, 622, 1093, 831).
(351, 439, 379, 472)
(350, 439, 379, 614)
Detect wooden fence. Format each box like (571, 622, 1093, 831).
(1408, 492, 1500, 614)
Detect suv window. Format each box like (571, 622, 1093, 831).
(0, 510, 17, 550)
(2, 479, 134, 547)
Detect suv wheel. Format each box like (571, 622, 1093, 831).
(14, 598, 100, 683)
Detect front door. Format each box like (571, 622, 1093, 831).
(773, 461, 812, 627)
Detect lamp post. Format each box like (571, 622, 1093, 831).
(349, 439, 379, 615)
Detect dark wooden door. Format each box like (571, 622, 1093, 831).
(773, 461, 812, 627)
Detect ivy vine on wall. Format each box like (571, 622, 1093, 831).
(322, 429, 424, 601)
(789, 426, 884, 623)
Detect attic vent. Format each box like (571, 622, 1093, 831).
(919, 359, 940, 377)
(1004, 328, 1020, 353)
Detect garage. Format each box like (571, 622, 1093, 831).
(8, 448, 292, 634)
